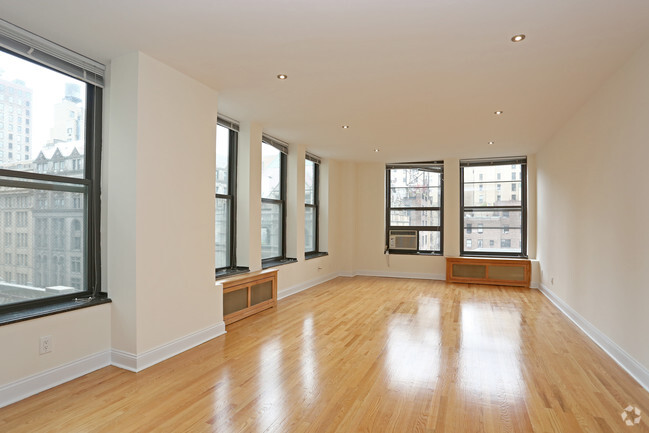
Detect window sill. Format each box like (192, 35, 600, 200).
(386, 250, 443, 256)
(305, 251, 328, 260)
(262, 257, 298, 269)
(0, 295, 112, 326)
(215, 267, 250, 279)
(460, 253, 529, 259)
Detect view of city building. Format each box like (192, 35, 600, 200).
(388, 166, 443, 252)
(304, 159, 316, 253)
(0, 77, 33, 163)
(260, 143, 283, 260)
(0, 59, 87, 305)
(215, 124, 232, 270)
(462, 163, 524, 254)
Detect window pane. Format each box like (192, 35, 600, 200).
(305, 160, 315, 205)
(389, 168, 441, 207)
(463, 228, 522, 253)
(215, 197, 230, 269)
(464, 210, 521, 229)
(390, 210, 440, 227)
(261, 143, 281, 200)
(215, 125, 230, 195)
(0, 50, 86, 177)
(386, 165, 443, 254)
(463, 181, 521, 207)
(390, 186, 440, 207)
(463, 164, 522, 183)
(305, 206, 316, 253)
(0, 184, 86, 306)
(418, 231, 440, 252)
(464, 211, 522, 254)
(261, 201, 282, 259)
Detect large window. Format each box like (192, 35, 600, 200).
(305, 154, 320, 256)
(261, 136, 287, 263)
(385, 162, 443, 254)
(215, 118, 238, 274)
(0, 23, 104, 313)
(460, 157, 527, 257)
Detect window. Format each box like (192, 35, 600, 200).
(0, 26, 104, 313)
(71, 257, 81, 273)
(305, 153, 320, 256)
(386, 162, 443, 254)
(16, 211, 27, 227)
(215, 118, 238, 274)
(460, 157, 527, 257)
(261, 136, 287, 263)
(71, 220, 82, 250)
(17, 233, 28, 248)
(466, 239, 472, 248)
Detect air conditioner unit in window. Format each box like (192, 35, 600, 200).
(389, 230, 417, 250)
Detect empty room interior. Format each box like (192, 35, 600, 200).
(1, 0, 649, 431)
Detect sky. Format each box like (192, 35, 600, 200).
(0, 49, 86, 157)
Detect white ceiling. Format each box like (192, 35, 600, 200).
(2, 0, 649, 162)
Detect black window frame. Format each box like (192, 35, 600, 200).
(385, 161, 444, 255)
(460, 156, 527, 258)
(261, 136, 288, 266)
(214, 118, 240, 277)
(0, 43, 107, 322)
(304, 154, 320, 258)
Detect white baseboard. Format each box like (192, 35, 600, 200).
(538, 283, 649, 393)
(278, 272, 341, 300)
(110, 349, 138, 372)
(111, 321, 226, 372)
(0, 350, 111, 409)
(353, 270, 446, 281)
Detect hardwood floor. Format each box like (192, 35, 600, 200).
(1, 276, 648, 432)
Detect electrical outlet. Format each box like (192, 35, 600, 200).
(39, 336, 52, 355)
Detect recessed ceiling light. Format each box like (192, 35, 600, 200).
(277, 74, 288, 80)
(494, 110, 503, 115)
(342, 125, 350, 129)
(511, 34, 526, 43)
(374, 149, 380, 153)
(488, 141, 495, 145)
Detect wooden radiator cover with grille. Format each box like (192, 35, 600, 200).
(446, 257, 531, 287)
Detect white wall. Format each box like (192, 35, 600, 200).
(352, 162, 446, 278)
(104, 52, 139, 355)
(352, 160, 538, 280)
(0, 305, 110, 392)
(234, 135, 356, 295)
(537, 39, 649, 372)
(107, 52, 223, 359)
(237, 122, 263, 271)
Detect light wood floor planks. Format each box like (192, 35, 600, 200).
(1, 276, 648, 432)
